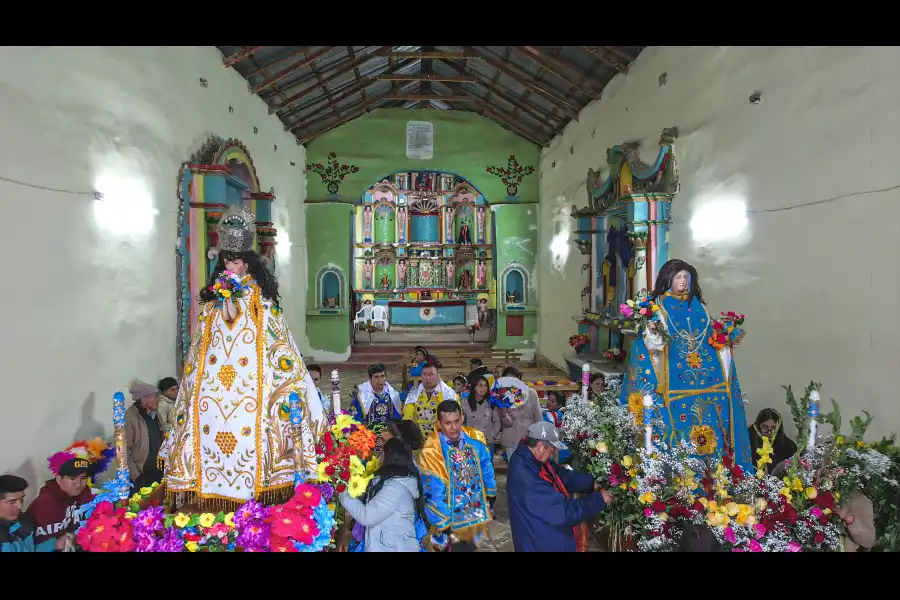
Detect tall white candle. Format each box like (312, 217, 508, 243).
(581, 363, 591, 401)
(808, 390, 820, 449)
(331, 369, 341, 416)
(643, 394, 654, 453)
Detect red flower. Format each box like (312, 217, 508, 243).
(692, 500, 705, 512)
(270, 534, 298, 552)
(292, 484, 322, 508)
(325, 464, 335, 476)
(340, 470, 351, 480)
(814, 531, 825, 543)
(713, 321, 724, 331)
(651, 500, 667, 513)
(814, 491, 836, 511)
(323, 432, 335, 453)
(716, 333, 727, 344)
(336, 482, 347, 493)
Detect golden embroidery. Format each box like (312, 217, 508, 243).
(215, 431, 238, 455)
(217, 364, 237, 390)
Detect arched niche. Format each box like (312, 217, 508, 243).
(374, 249, 395, 291)
(373, 202, 396, 244)
(176, 136, 274, 366)
(316, 266, 345, 309)
(500, 262, 529, 307)
(452, 201, 475, 245)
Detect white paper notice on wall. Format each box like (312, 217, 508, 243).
(406, 121, 434, 160)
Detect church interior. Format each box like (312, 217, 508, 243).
(1, 46, 898, 552)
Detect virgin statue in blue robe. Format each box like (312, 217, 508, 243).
(619, 259, 753, 473)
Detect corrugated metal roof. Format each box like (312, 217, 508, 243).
(217, 45, 644, 146)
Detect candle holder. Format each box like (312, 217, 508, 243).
(807, 390, 820, 449)
(288, 391, 306, 486)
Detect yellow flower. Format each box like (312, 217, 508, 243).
(130, 494, 142, 504)
(689, 425, 718, 455)
(348, 474, 372, 498)
(836, 436, 845, 445)
(804, 487, 818, 500)
(707, 512, 728, 528)
(735, 512, 749, 526)
(629, 481, 638, 490)
(835, 492, 841, 501)
(823, 508, 832, 515)
(856, 440, 865, 448)
(317, 461, 331, 481)
(618, 483, 628, 491)
(738, 504, 751, 516)
(725, 502, 740, 517)
(780, 488, 793, 503)
(349, 455, 364, 476)
(334, 414, 354, 432)
(198, 513, 216, 528)
(328, 503, 336, 512)
(150, 481, 159, 489)
(639, 492, 656, 504)
(224, 513, 235, 527)
(139, 487, 153, 496)
(594, 441, 609, 454)
(186, 541, 199, 552)
(651, 304, 660, 312)
(657, 512, 668, 521)
(125, 512, 137, 520)
(706, 500, 718, 512)
(745, 514, 757, 526)
(626, 299, 635, 308)
(790, 477, 804, 492)
(621, 455, 633, 468)
(220, 289, 232, 298)
(628, 467, 637, 477)
(174, 513, 191, 528)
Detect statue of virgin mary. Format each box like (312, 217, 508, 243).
(160, 206, 328, 509)
(619, 259, 753, 472)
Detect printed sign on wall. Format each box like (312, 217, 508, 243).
(406, 121, 434, 160)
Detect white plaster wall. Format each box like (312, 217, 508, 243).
(538, 46, 900, 439)
(0, 46, 309, 490)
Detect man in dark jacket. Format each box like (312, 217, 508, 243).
(507, 421, 612, 552)
(0, 475, 67, 552)
(26, 457, 95, 544)
(467, 358, 490, 389)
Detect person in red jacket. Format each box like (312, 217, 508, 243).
(25, 457, 95, 545)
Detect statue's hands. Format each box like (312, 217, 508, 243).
(223, 298, 237, 321)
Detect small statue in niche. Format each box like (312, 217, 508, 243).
(446, 261, 454, 288)
(477, 206, 486, 242)
(456, 222, 472, 245)
(414, 172, 434, 191)
(476, 260, 486, 289)
(364, 259, 373, 289)
(363, 205, 373, 242)
(506, 289, 520, 304)
(397, 259, 406, 288)
(459, 268, 472, 290)
(380, 274, 391, 290)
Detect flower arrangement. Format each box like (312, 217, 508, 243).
(568, 333, 590, 350)
(620, 293, 668, 343)
(210, 270, 248, 302)
(306, 151, 360, 194)
(602, 347, 627, 364)
(490, 385, 527, 410)
(708, 311, 746, 350)
(315, 413, 378, 499)
(77, 482, 336, 553)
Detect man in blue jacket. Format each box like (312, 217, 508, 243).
(507, 421, 612, 552)
(0, 475, 67, 552)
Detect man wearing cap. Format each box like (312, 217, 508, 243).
(125, 380, 165, 489)
(506, 421, 613, 552)
(25, 457, 95, 546)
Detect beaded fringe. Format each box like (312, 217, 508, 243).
(164, 485, 293, 513)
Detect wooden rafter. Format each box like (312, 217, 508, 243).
(223, 46, 264, 68)
(272, 46, 389, 116)
(376, 74, 476, 83)
(440, 58, 560, 136)
(379, 51, 479, 60)
(581, 46, 630, 73)
(243, 47, 312, 79)
(443, 82, 548, 147)
(298, 87, 400, 145)
(385, 94, 473, 102)
(287, 60, 418, 132)
(515, 46, 603, 96)
(292, 81, 418, 134)
(462, 46, 582, 118)
(251, 46, 336, 94)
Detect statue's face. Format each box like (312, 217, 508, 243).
(225, 257, 248, 276)
(672, 269, 690, 293)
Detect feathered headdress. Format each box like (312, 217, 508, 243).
(48, 438, 116, 477)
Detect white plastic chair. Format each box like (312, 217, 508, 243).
(354, 304, 373, 332)
(371, 305, 389, 331)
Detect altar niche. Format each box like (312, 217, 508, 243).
(570, 127, 679, 357)
(352, 171, 495, 333)
(176, 136, 276, 366)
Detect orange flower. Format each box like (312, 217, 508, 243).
(348, 427, 376, 459)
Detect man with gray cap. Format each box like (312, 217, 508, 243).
(124, 380, 164, 489)
(506, 421, 612, 552)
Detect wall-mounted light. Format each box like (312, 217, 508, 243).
(91, 173, 158, 235)
(689, 198, 748, 244)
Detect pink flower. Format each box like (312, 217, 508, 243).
(786, 541, 802, 552)
(639, 308, 649, 316)
(749, 539, 763, 552)
(731, 548, 745, 552)
(643, 508, 653, 517)
(620, 304, 633, 317)
(753, 523, 767, 539)
(723, 526, 736, 544)
(809, 506, 822, 518)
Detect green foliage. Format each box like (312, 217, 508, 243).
(782, 381, 822, 454)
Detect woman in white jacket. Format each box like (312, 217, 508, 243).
(339, 438, 428, 552)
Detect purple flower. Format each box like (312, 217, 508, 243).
(235, 520, 270, 551)
(157, 528, 185, 552)
(234, 500, 267, 527)
(316, 482, 335, 502)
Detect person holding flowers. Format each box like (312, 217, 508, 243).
(339, 438, 426, 552)
(618, 259, 754, 472)
(160, 205, 328, 508)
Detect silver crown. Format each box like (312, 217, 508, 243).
(218, 205, 257, 252)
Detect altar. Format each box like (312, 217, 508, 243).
(388, 299, 466, 326)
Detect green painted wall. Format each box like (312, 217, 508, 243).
(306, 203, 352, 357)
(305, 108, 540, 202)
(494, 204, 539, 350)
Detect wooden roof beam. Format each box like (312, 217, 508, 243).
(462, 46, 581, 118)
(443, 82, 549, 147)
(271, 46, 389, 115)
(581, 46, 630, 73)
(223, 46, 265, 68)
(515, 46, 604, 95)
(384, 94, 473, 101)
(298, 89, 398, 145)
(243, 47, 312, 78)
(439, 58, 560, 135)
(251, 46, 337, 94)
(379, 51, 480, 60)
(377, 74, 476, 84)
(291, 80, 419, 133)
(284, 59, 418, 127)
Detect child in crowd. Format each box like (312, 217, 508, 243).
(157, 377, 179, 431)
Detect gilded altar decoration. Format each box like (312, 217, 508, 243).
(306, 151, 359, 196)
(160, 280, 328, 505)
